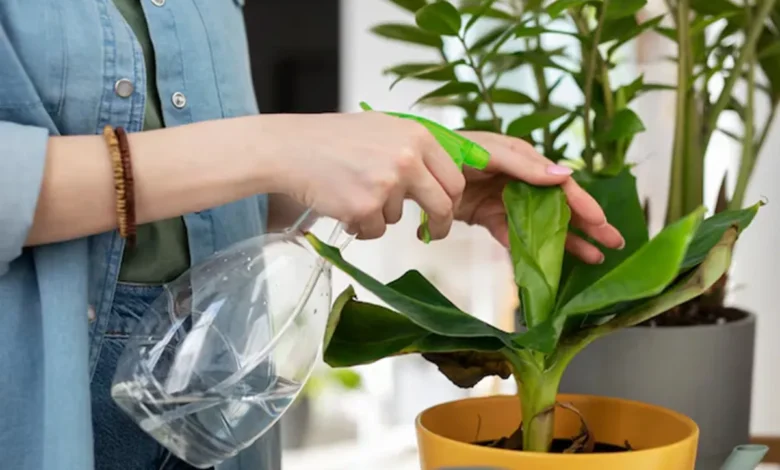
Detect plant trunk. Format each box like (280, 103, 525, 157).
(516, 371, 562, 452)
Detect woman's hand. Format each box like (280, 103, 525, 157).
(455, 131, 625, 264)
(276, 112, 466, 240)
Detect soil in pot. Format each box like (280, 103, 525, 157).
(477, 438, 629, 453)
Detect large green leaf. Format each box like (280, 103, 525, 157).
(370, 23, 444, 48)
(559, 206, 705, 317)
(564, 226, 741, 348)
(463, 0, 499, 31)
(415, 1, 462, 36)
(323, 286, 507, 367)
(504, 181, 571, 328)
(557, 169, 649, 306)
(307, 235, 517, 346)
(680, 202, 762, 270)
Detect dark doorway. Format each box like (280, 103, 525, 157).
(243, 1, 340, 114)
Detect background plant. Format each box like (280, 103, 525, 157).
(373, 0, 779, 314)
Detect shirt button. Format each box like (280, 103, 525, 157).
(151, 0, 165, 6)
(171, 92, 187, 109)
(87, 305, 96, 323)
(114, 79, 134, 98)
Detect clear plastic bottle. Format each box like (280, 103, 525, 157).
(111, 217, 348, 468)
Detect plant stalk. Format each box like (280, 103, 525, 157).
(666, 0, 704, 224)
(702, 0, 779, 150)
(507, 350, 569, 453)
(577, 3, 610, 171)
(730, 0, 757, 211)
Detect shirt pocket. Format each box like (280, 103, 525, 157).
(195, 0, 259, 117)
(0, 3, 67, 114)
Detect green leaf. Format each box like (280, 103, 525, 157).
(514, 25, 546, 38)
(415, 1, 462, 36)
(568, 226, 742, 346)
(370, 23, 444, 48)
(462, 117, 502, 132)
(546, 0, 595, 18)
(388, 0, 429, 13)
(415, 81, 479, 104)
(680, 202, 762, 271)
(464, 0, 498, 31)
(603, 108, 646, 141)
(384, 62, 459, 81)
(506, 107, 568, 138)
(504, 181, 571, 328)
(322, 286, 508, 368)
(557, 170, 649, 307)
(307, 235, 517, 346)
(468, 24, 509, 52)
(489, 88, 536, 104)
(560, 206, 705, 317)
(385, 61, 464, 89)
(604, 0, 646, 20)
(605, 14, 665, 54)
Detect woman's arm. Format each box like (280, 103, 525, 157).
(27, 116, 285, 246)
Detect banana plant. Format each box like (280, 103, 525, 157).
(367, 0, 779, 326)
(306, 169, 760, 452)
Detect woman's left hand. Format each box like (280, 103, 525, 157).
(455, 131, 625, 265)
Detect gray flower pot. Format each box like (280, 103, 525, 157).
(559, 311, 756, 470)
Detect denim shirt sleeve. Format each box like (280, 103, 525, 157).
(0, 121, 49, 275)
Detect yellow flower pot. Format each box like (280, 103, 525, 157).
(416, 394, 699, 470)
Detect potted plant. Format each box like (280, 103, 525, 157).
(306, 165, 759, 468)
(355, 0, 779, 467)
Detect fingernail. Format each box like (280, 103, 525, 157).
(546, 164, 573, 176)
(596, 253, 605, 264)
(617, 238, 626, 250)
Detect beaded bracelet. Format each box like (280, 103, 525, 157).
(102, 125, 136, 246)
(115, 127, 137, 248)
(103, 125, 127, 239)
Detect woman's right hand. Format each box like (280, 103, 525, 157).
(272, 111, 466, 241)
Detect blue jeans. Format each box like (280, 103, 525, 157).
(90, 283, 206, 470)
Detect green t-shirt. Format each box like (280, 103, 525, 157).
(114, 0, 190, 284)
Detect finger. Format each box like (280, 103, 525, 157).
(383, 187, 405, 225)
(480, 213, 510, 248)
(481, 135, 574, 184)
(572, 213, 625, 250)
(561, 179, 607, 226)
(406, 170, 454, 241)
(356, 211, 387, 240)
(421, 138, 466, 207)
(565, 234, 605, 264)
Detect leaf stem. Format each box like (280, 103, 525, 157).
(458, 35, 502, 132)
(578, 3, 609, 172)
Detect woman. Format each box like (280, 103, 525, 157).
(0, 1, 624, 470)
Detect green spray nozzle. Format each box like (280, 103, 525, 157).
(359, 101, 491, 242)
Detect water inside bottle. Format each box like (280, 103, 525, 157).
(112, 371, 301, 468)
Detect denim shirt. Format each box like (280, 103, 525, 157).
(0, 1, 276, 469)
